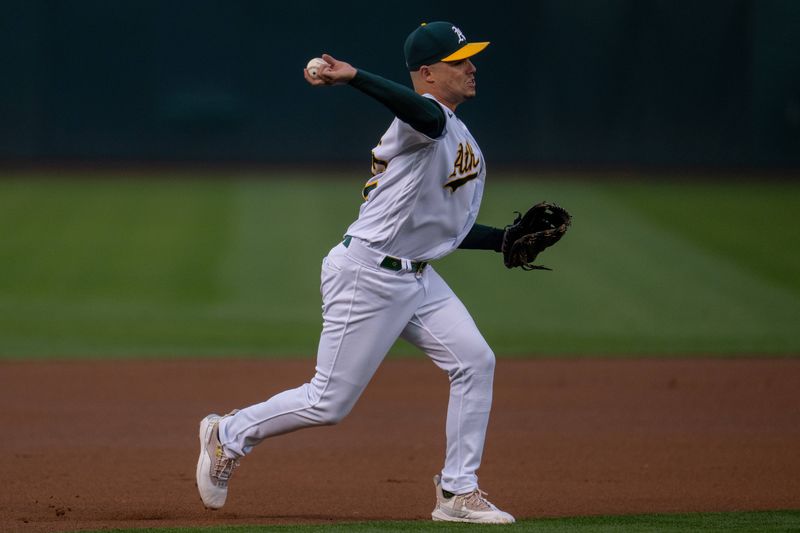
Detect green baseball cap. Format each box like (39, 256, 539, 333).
(404, 21, 489, 71)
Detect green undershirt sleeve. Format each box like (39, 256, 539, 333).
(348, 69, 446, 138)
(458, 224, 504, 252)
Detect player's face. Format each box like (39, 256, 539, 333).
(429, 59, 477, 109)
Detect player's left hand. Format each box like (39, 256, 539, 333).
(502, 202, 572, 270)
(304, 54, 357, 86)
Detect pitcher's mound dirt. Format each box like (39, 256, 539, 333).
(1, 358, 799, 532)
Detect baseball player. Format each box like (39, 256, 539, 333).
(197, 21, 569, 524)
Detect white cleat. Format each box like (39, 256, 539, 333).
(431, 474, 515, 524)
(196, 411, 240, 510)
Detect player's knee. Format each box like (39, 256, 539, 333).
(455, 344, 495, 378)
(310, 396, 356, 426)
(314, 405, 351, 425)
(471, 346, 496, 375)
(305, 377, 362, 426)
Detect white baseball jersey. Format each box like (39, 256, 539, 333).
(345, 94, 486, 261)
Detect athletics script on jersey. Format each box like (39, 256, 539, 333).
(444, 141, 480, 192)
(362, 140, 480, 199)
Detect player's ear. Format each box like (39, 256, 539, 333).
(418, 65, 435, 83)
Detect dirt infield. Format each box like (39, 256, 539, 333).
(1, 358, 799, 532)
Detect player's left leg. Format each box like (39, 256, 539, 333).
(401, 266, 494, 494)
(400, 266, 513, 523)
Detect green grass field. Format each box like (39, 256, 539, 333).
(1, 172, 799, 358)
(76, 510, 800, 532)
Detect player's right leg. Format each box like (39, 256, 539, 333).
(196, 242, 425, 509)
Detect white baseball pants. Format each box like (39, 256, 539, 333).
(219, 238, 495, 494)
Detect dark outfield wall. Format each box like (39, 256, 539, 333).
(1, 0, 799, 167)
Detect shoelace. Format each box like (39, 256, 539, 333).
(212, 448, 240, 482)
(458, 488, 495, 511)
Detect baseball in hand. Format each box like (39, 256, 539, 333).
(306, 57, 329, 79)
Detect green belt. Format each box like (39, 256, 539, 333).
(343, 235, 428, 273)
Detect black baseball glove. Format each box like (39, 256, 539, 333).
(502, 202, 572, 270)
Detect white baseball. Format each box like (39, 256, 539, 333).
(306, 57, 329, 79)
